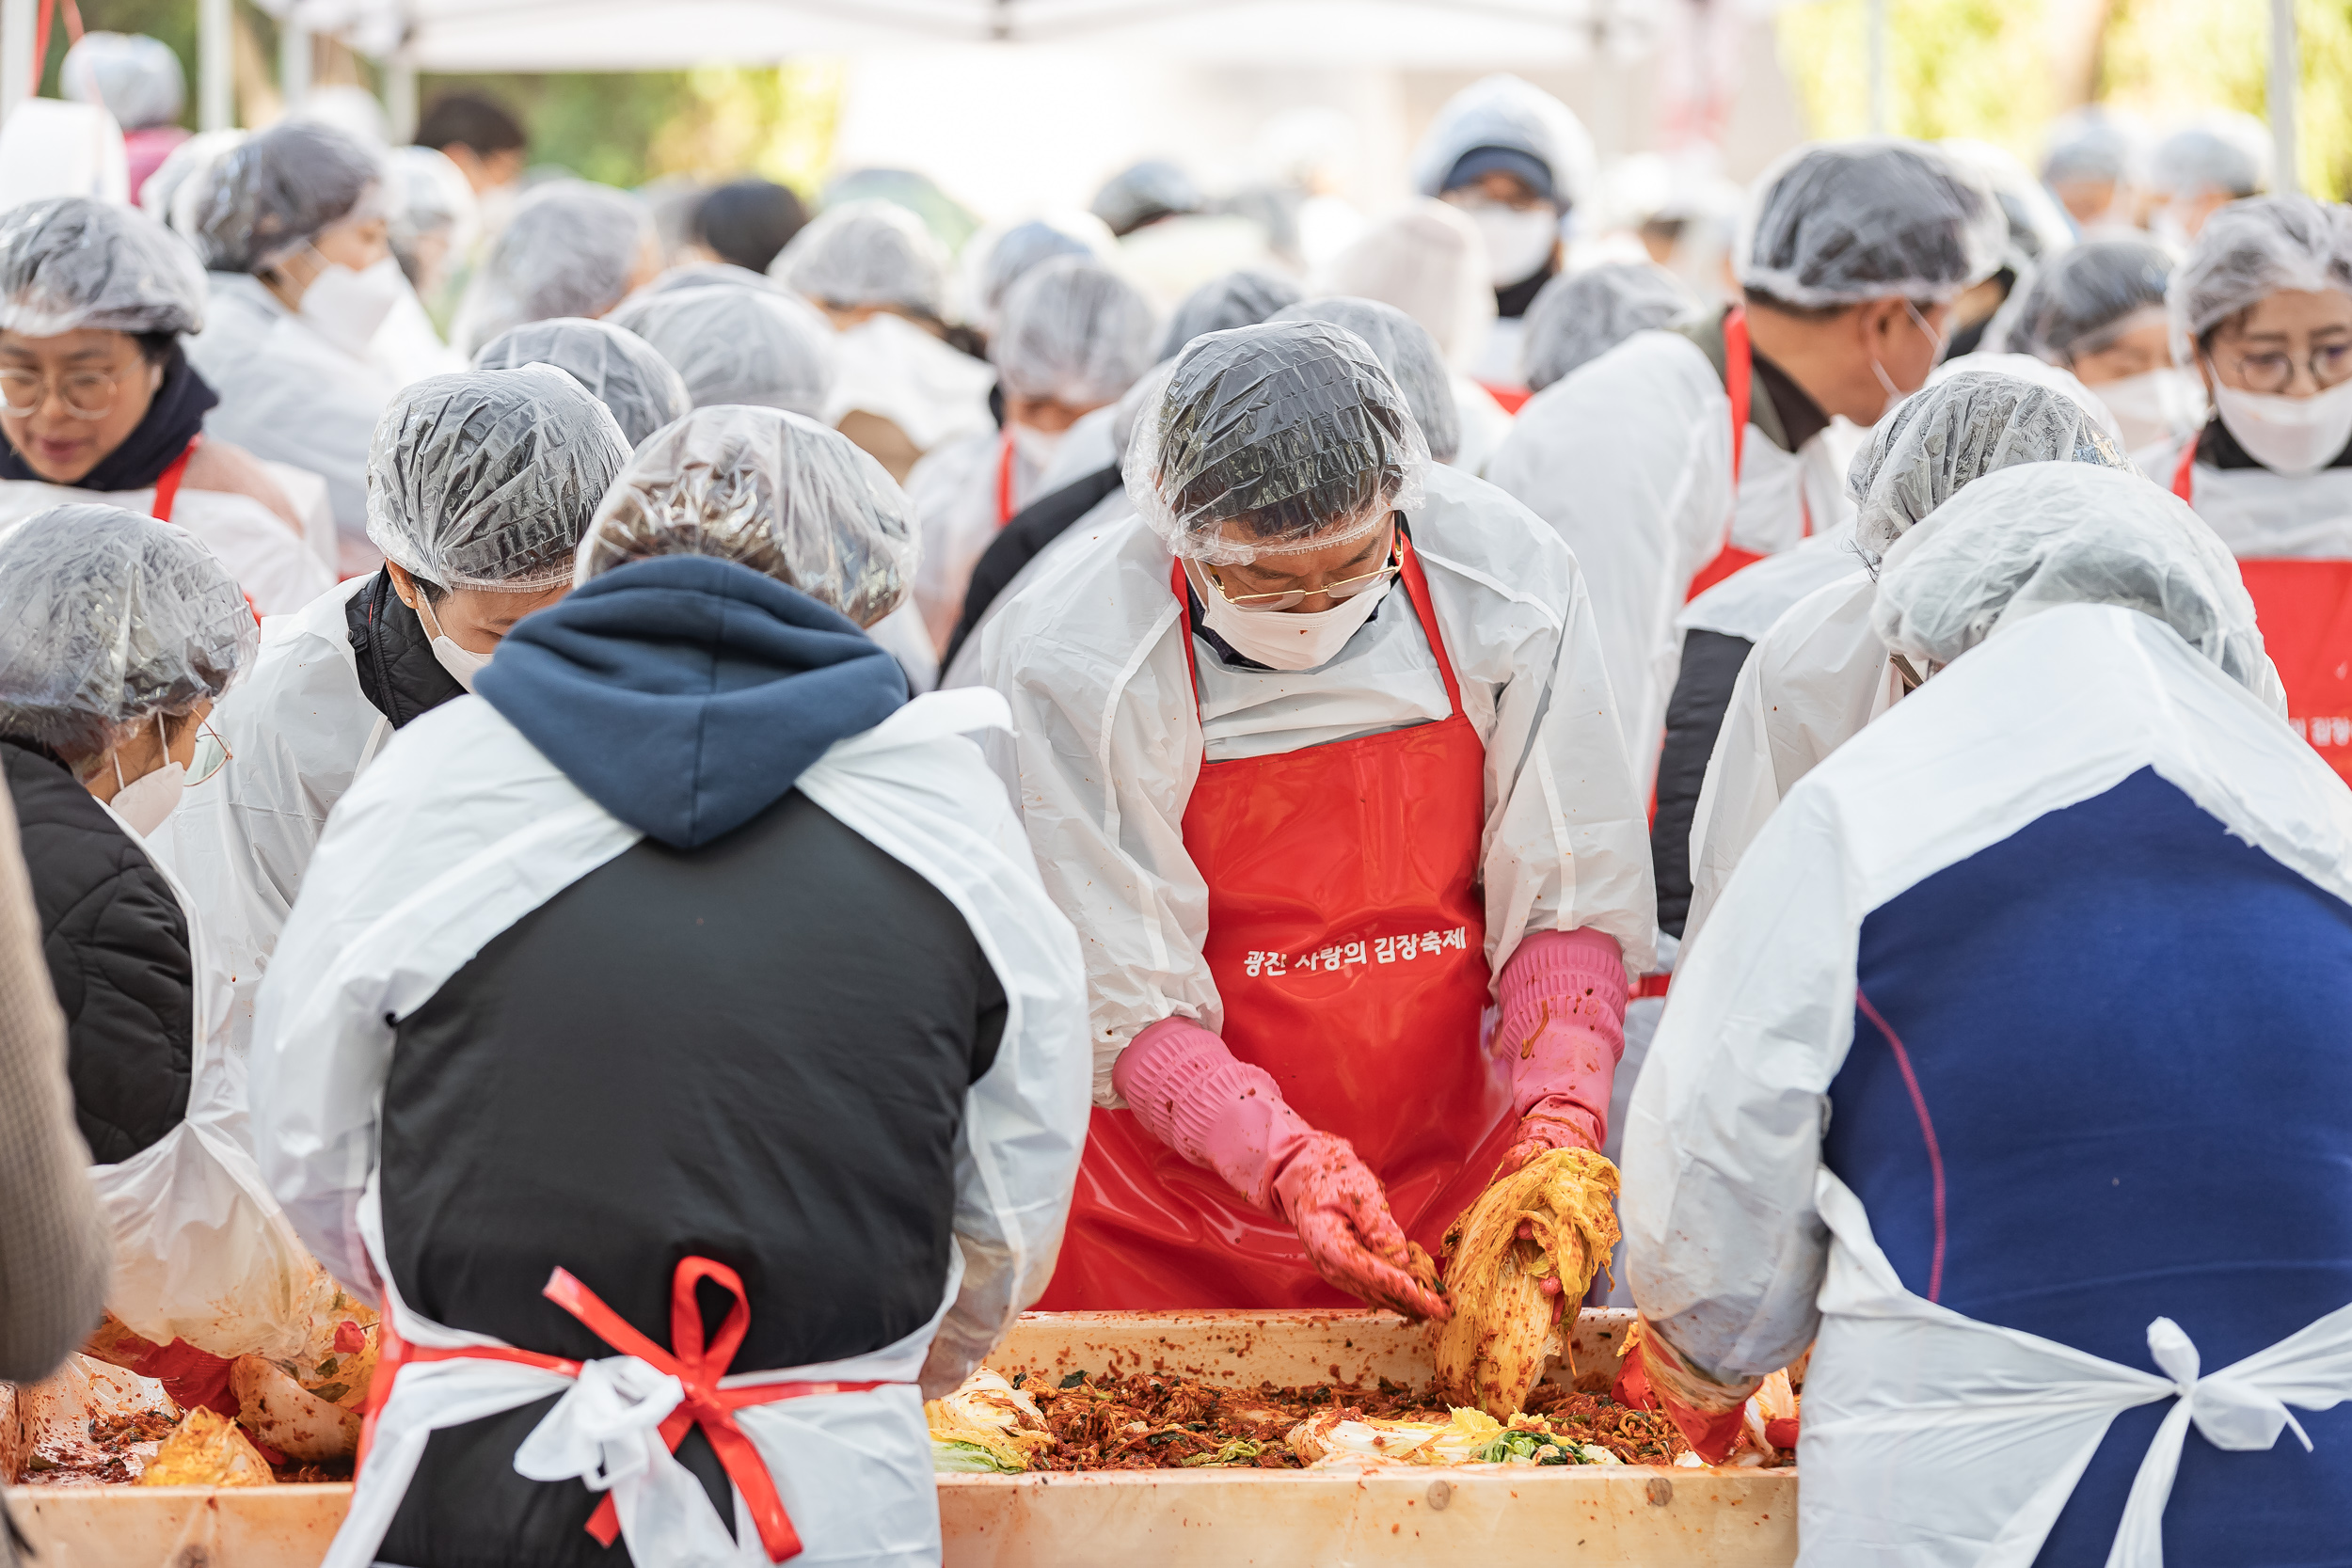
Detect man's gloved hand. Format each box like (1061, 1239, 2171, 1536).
(1269, 1132, 1450, 1321)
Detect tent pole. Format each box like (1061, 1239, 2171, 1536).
(1867, 0, 1887, 135)
(384, 53, 417, 140)
(199, 0, 232, 129)
(0, 0, 33, 124)
(2269, 0, 2298, 194)
(280, 15, 311, 109)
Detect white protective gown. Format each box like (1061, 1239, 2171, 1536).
(0, 476, 334, 615)
(1622, 603, 2352, 1567)
(979, 461, 1656, 1102)
(253, 687, 1089, 1568)
(939, 487, 1132, 692)
(905, 428, 1046, 655)
(187, 274, 400, 572)
(1448, 372, 1515, 475)
(2144, 432, 2352, 557)
(823, 311, 995, 458)
(1483, 328, 1857, 791)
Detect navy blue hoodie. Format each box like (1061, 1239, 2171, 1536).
(475, 556, 908, 847)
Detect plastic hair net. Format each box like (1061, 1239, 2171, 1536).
(1520, 261, 1695, 390)
(194, 119, 381, 275)
(1272, 296, 1458, 464)
(1994, 238, 2170, 366)
(1737, 140, 2007, 309)
(0, 197, 207, 339)
(1317, 199, 1495, 371)
(1873, 461, 2268, 695)
(386, 146, 476, 254)
(2169, 195, 2352, 355)
(60, 32, 183, 131)
(366, 365, 632, 594)
(140, 128, 243, 239)
(465, 181, 651, 350)
(640, 261, 778, 298)
(608, 283, 836, 419)
(972, 216, 1107, 326)
(1939, 139, 2074, 275)
(1849, 368, 2128, 563)
(576, 405, 916, 629)
(1159, 268, 1304, 362)
(2150, 116, 2270, 200)
(993, 255, 1157, 408)
(0, 503, 257, 761)
(2042, 108, 2139, 186)
(771, 199, 954, 321)
(470, 317, 691, 449)
(1130, 319, 1429, 565)
(1090, 161, 1202, 238)
(1409, 73, 1596, 214)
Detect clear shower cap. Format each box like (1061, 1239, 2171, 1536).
(60, 32, 183, 131)
(1272, 295, 1458, 464)
(463, 181, 651, 351)
(140, 127, 243, 240)
(993, 255, 1157, 408)
(1129, 319, 1429, 565)
(2169, 195, 2352, 354)
(366, 365, 632, 594)
(1409, 74, 1597, 214)
(771, 199, 954, 321)
(1873, 461, 2268, 694)
(970, 214, 1110, 327)
(1994, 238, 2171, 365)
(1160, 268, 1304, 361)
(387, 146, 477, 259)
(608, 283, 837, 419)
(1317, 198, 1495, 370)
(0, 197, 207, 339)
(1089, 161, 1201, 238)
(194, 119, 382, 274)
(0, 504, 256, 762)
(2149, 116, 2270, 200)
(470, 317, 691, 448)
(2041, 107, 2140, 186)
(639, 261, 779, 298)
(576, 405, 916, 629)
(1938, 138, 2074, 275)
(1520, 261, 1695, 390)
(1737, 139, 2006, 309)
(1849, 367, 2127, 562)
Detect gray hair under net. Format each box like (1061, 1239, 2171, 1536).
(366, 365, 632, 594)
(1994, 238, 2170, 365)
(1271, 296, 1459, 465)
(993, 255, 1157, 408)
(0, 504, 256, 762)
(576, 405, 916, 629)
(1849, 369, 2127, 563)
(470, 316, 691, 449)
(0, 197, 207, 339)
(194, 119, 380, 274)
(1130, 319, 1429, 566)
(1520, 261, 1695, 391)
(2169, 195, 2352, 356)
(61, 32, 183, 131)
(1738, 139, 2006, 309)
(465, 182, 651, 352)
(1873, 461, 2268, 695)
(608, 284, 836, 419)
(1158, 268, 1304, 361)
(771, 199, 953, 320)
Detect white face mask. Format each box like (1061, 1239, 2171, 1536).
(1187, 559, 1392, 672)
(417, 594, 491, 692)
(1870, 300, 1950, 420)
(107, 716, 186, 838)
(2211, 377, 2352, 477)
(1007, 421, 1065, 473)
(2094, 367, 2206, 452)
(299, 254, 405, 358)
(1457, 200, 1560, 288)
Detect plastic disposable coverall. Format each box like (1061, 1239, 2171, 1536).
(1622, 490, 2339, 1564)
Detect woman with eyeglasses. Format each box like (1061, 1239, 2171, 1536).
(983, 320, 1653, 1315)
(2158, 195, 2352, 783)
(0, 197, 334, 615)
(0, 504, 363, 1441)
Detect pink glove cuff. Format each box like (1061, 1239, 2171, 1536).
(1114, 1018, 1317, 1212)
(1495, 927, 1629, 1140)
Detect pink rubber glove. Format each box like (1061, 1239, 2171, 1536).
(1491, 928, 1628, 1177)
(1115, 1019, 1450, 1320)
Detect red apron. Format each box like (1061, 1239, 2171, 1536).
(151, 435, 199, 523)
(2172, 441, 2352, 782)
(1684, 306, 1812, 601)
(1037, 534, 1512, 1309)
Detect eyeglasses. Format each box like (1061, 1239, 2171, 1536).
(1203, 540, 1401, 612)
(188, 719, 231, 786)
(2219, 342, 2352, 396)
(0, 364, 132, 421)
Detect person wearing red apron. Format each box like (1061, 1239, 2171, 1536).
(2161, 193, 2352, 784)
(984, 320, 1656, 1314)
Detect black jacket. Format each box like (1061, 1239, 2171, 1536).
(941, 463, 1125, 671)
(346, 572, 467, 729)
(1, 738, 191, 1163)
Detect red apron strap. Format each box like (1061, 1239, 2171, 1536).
(151, 436, 200, 524)
(2170, 434, 2199, 503)
(1723, 305, 1752, 484)
(994, 429, 1019, 527)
